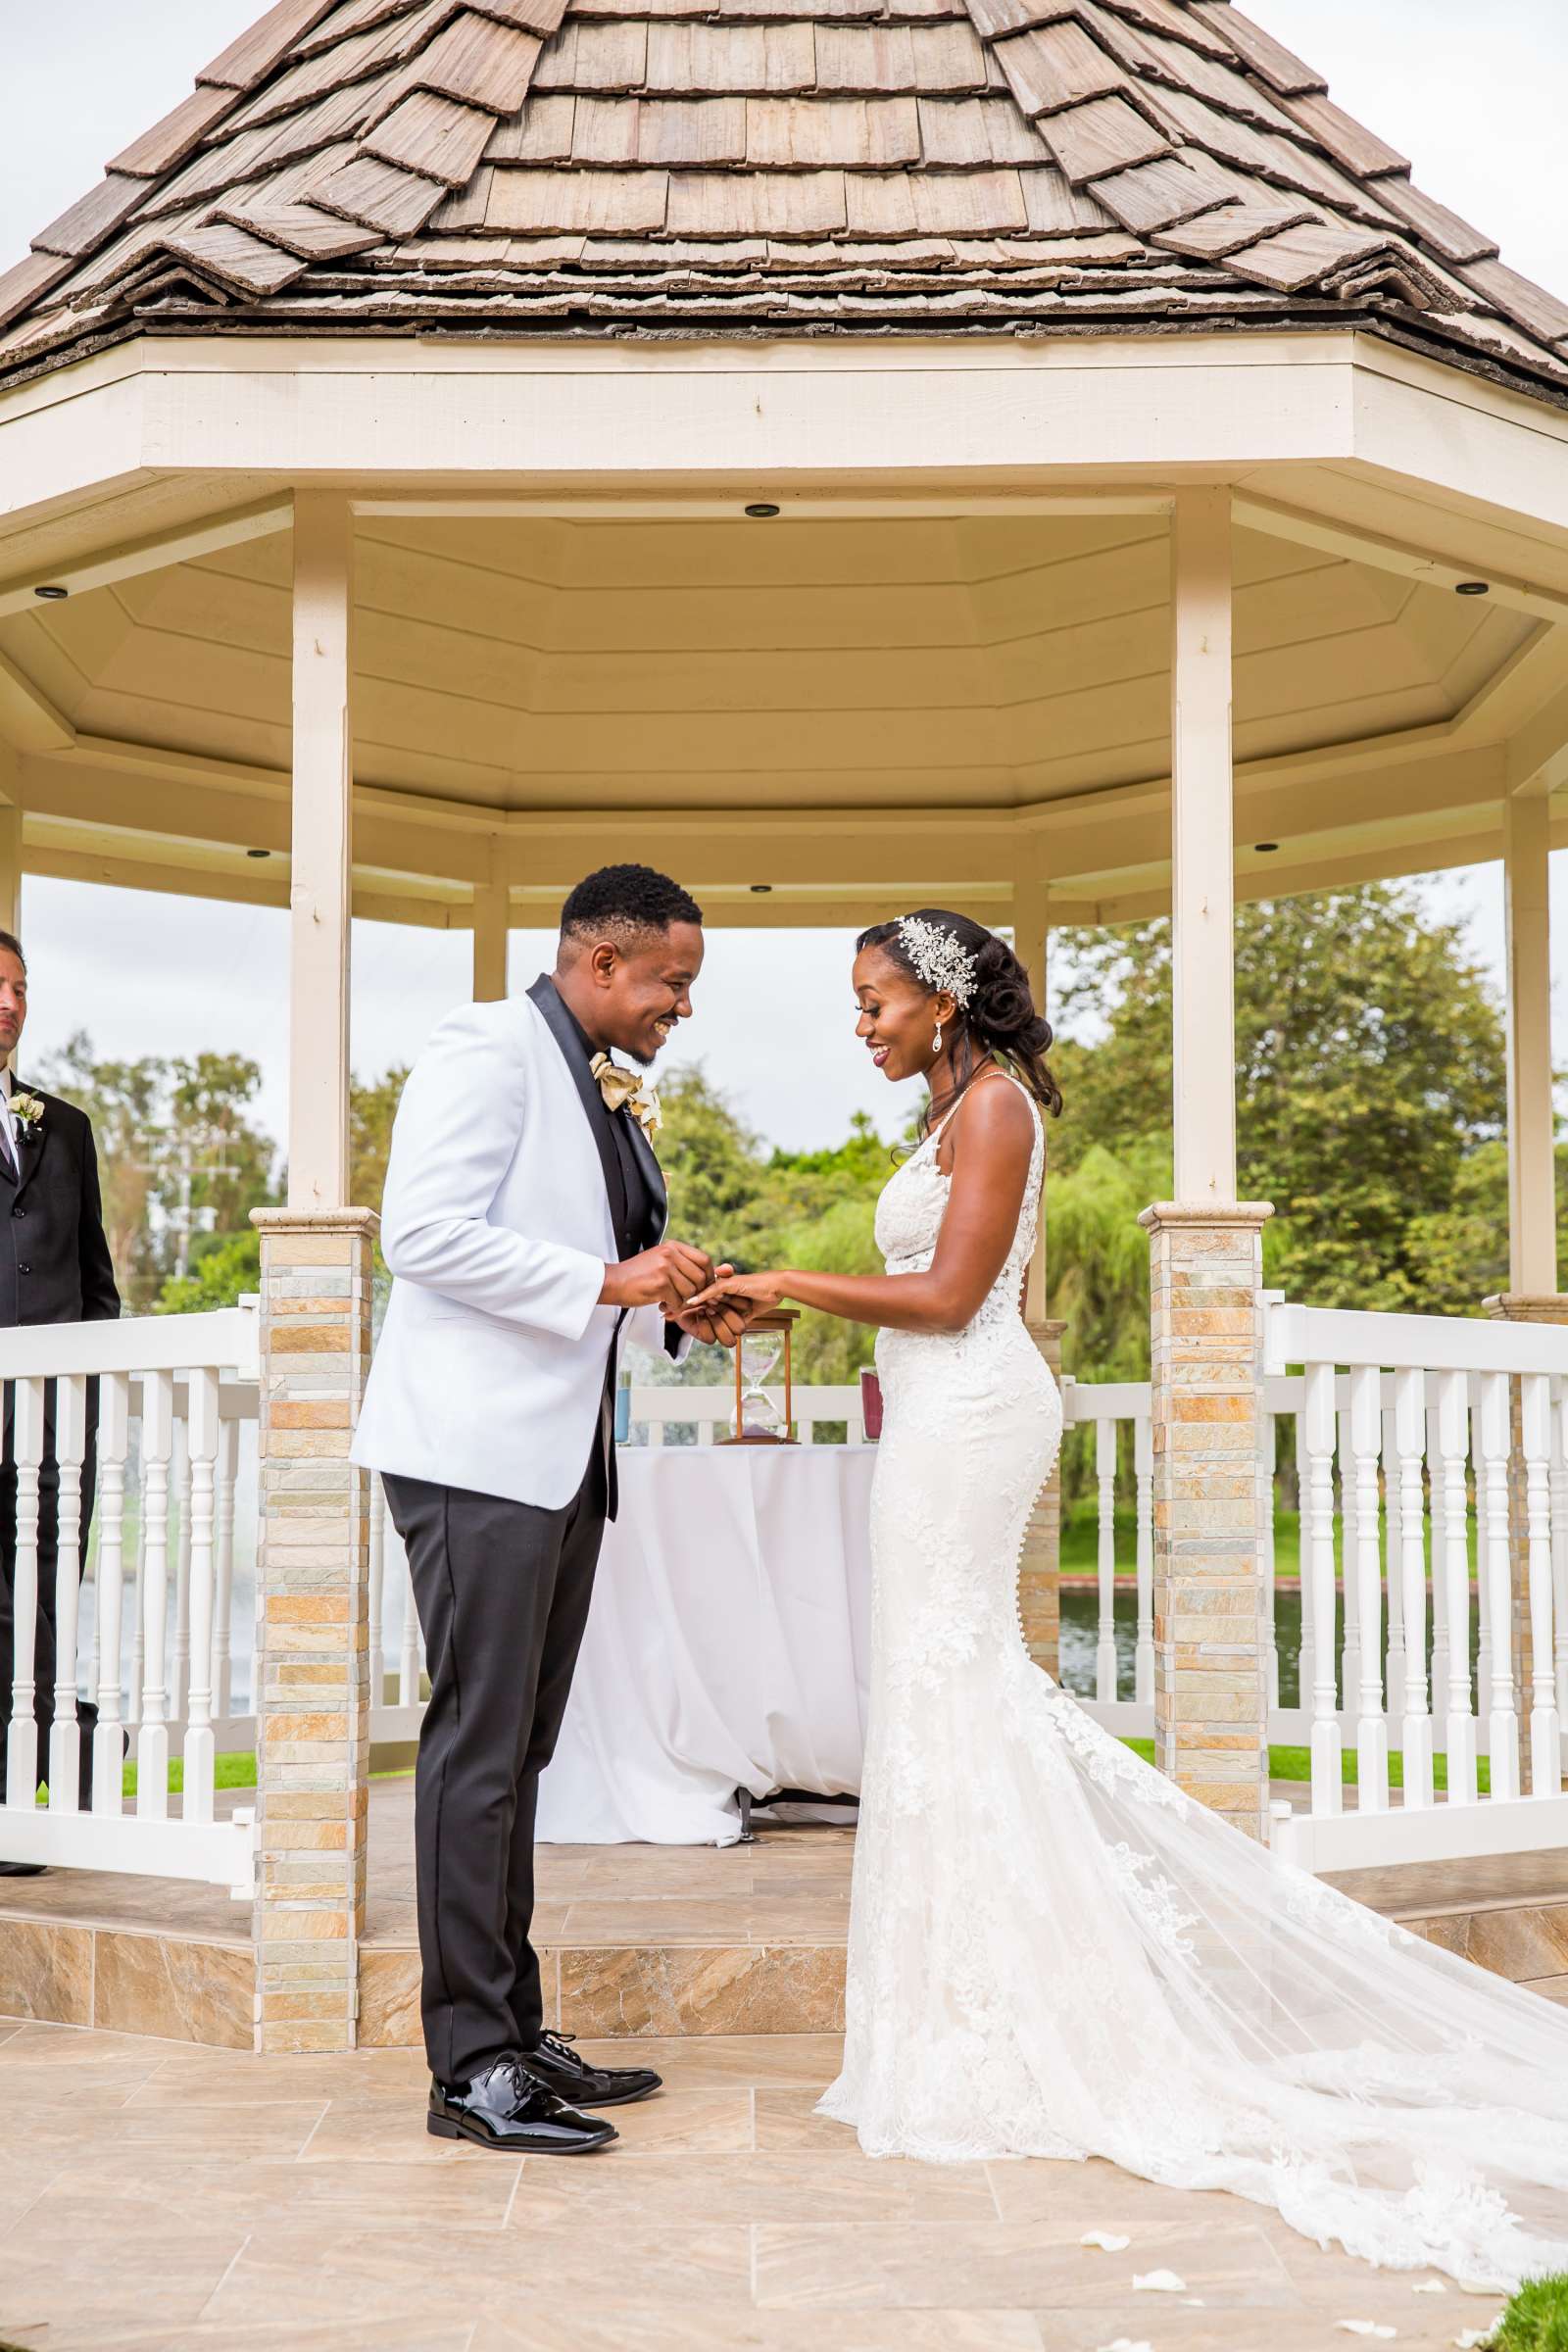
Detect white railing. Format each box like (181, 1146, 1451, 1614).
(15, 1319, 1568, 1894)
(0, 1307, 259, 1894)
(1263, 1299, 1568, 1874)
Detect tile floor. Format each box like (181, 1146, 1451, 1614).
(0, 2018, 1507, 2352)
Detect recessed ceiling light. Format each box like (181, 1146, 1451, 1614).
(1254, 843, 1280, 855)
(750, 882, 773, 894)
(247, 848, 271, 859)
(1455, 580, 1491, 597)
(33, 584, 67, 601)
(744, 503, 780, 519)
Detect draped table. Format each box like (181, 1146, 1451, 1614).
(535, 1445, 878, 1845)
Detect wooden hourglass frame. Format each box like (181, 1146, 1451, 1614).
(722, 1306, 800, 1444)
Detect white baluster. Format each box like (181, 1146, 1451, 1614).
(1477, 1370, 1519, 1800)
(1095, 1416, 1117, 1702)
(1393, 1368, 1433, 1808)
(800, 1416, 816, 1448)
(1473, 1397, 1492, 1719)
(212, 1415, 238, 1723)
(1338, 1398, 1359, 1713)
(92, 1374, 131, 1815)
(4, 1380, 46, 1812)
(847, 1414, 864, 1446)
(1436, 1371, 1478, 1805)
(1303, 1362, 1342, 1815)
(1258, 1409, 1278, 1710)
(647, 1420, 664, 1449)
(1427, 1398, 1448, 1727)
(1134, 1413, 1154, 1707)
(1521, 1373, 1561, 1797)
(699, 1416, 716, 1446)
(1552, 1379, 1568, 1727)
(368, 1475, 387, 1711)
(1295, 1405, 1316, 1714)
(181, 1370, 220, 1825)
(47, 1375, 88, 1814)
(399, 1542, 420, 1709)
(1348, 1365, 1388, 1811)
(1382, 1397, 1406, 1714)
(170, 1415, 191, 1725)
(136, 1371, 174, 1821)
(126, 1416, 144, 1733)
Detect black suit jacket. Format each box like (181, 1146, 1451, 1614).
(0, 1084, 120, 1332)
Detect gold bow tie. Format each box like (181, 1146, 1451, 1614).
(590, 1053, 662, 1141)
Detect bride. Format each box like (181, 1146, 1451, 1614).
(688, 907, 1568, 2292)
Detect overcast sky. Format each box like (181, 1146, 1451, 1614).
(1, 4, 1562, 1150)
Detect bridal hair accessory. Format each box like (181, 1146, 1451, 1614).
(897, 914, 976, 1008)
(589, 1052, 662, 1141)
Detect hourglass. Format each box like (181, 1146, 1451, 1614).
(725, 1308, 799, 1445)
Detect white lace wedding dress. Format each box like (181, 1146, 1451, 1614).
(817, 1078, 1568, 2290)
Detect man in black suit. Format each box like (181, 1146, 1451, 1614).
(0, 929, 121, 1868)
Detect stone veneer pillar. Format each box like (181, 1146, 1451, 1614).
(250, 1207, 377, 2054)
(1484, 1291, 1568, 1795)
(1018, 1317, 1067, 1679)
(1140, 1202, 1272, 1839)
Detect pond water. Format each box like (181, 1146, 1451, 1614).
(1057, 1586, 1483, 1711)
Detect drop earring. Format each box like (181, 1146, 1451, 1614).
(933, 1022, 944, 1055)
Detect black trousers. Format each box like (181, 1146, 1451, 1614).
(0, 1418, 99, 1808)
(383, 1444, 609, 2084)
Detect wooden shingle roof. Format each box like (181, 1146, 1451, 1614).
(4, 0, 1566, 401)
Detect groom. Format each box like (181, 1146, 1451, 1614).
(354, 864, 746, 2154)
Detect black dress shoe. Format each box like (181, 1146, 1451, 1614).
(427, 2053, 617, 2154)
(0, 1860, 46, 1878)
(520, 2029, 662, 2109)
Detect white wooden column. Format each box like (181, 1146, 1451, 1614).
(472, 838, 511, 1004)
(288, 494, 354, 1211)
(1170, 490, 1237, 1204)
(1011, 876, 1064, 1679)
(1504, 792, 1556, 1295)
(1145, 492, 1270, 1836)
(0, 757, 23, 939)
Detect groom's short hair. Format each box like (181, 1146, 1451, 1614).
(561, 864, 703, 949)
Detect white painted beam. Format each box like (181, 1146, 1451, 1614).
(0, 792, 20, 941)
(1170, 492, 1238, 1205)
(1234, 493, 1568, 628)
(471, 840, 510, 1003)
(288, 495, 354, 1213)
(1504, 794, 1558, 1295)
(0, 499, 292, 624)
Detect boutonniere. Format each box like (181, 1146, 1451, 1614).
(11, 1090, 44, 1140)
(589, 1054, 662, 1143)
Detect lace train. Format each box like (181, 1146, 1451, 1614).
(817, 1086, 1568, 2291)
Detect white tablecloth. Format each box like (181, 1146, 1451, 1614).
(535, 1446, 877, 1846)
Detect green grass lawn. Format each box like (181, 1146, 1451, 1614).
(1486, 2277, 1568, 2351)
(1061, 1501, 1481, 1586)
(1122, 1737, 1491, 1793)
(116, 1753, 415, 1799)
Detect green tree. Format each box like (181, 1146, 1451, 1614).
(156, 1229, 262, 1314)
(350, 1065, 409, 1216)
(1049, 886, 1509, 1314)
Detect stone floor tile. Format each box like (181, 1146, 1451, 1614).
(129, 2047, 430, 2106)
(1032, 2311, 1458, 2352)
(30, 2150, 521, 2230)
(0, 2225, 251, 2335)
(756, 2086, 860, 2151)
(572, 2031, 842, 2087)
(754, 2217, 1300, 2313)
(0, 2096, 327, 2162)
(208, 2223, 754, 2325)
(507, 2149, 997, 2230)
(15, 2324, 475, 2352)
(471, 2313, 1041, 2351)
(559, 1897, 763, 1943)
(588, 2086, 755, 2153)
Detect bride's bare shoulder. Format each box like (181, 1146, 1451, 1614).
(938, 1071, 1035, 1176)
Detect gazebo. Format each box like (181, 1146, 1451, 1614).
(3, 0, 1568, 2052)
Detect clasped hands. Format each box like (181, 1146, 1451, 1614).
(599, 1239, 760, 1348)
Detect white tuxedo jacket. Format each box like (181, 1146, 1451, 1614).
(352, 993, 673, 1509)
